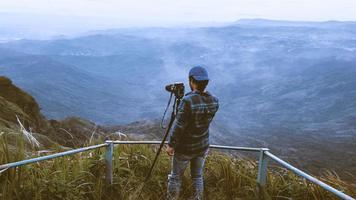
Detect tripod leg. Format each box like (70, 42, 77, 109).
(137, 96, 180, 199)
(145, 111, 176, 181)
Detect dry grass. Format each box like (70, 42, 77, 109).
(1, 134, 355, 200)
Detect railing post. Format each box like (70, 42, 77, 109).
(105, 141, 114, 185)
(257, 148, 269, 188)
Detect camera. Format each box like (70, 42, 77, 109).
(165, 82, 185, 99)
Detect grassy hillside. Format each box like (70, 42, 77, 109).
(0, 76, 47, 131)
(1, 134, 355, 200)
(0, 76, 110, 150)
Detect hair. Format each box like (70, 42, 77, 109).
(189, 76, 209, 91)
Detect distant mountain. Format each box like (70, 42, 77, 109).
(1, 21, 356, 127)
(233, 18, 356, 27)
(0, 51, 154, 124)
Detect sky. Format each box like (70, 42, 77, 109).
(1, 0, 356, 39)
(1, 0, 356, 26)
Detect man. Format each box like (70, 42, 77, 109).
(166, 66, 219, 200)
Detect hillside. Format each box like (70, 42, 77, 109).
(0, 76, 46, 130)
(0, 76, 111, 149)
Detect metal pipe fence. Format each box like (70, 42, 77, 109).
(0, 140, 354, 200)
(0, 143, 107, 170)
(265, 151, 354, 200)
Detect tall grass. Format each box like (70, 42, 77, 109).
(0, 134, 355, 200)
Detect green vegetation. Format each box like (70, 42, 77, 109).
(1, 134, 355, 200)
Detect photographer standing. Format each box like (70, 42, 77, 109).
(166, 66, 219, 200)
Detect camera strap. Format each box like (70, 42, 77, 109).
(160, 92, 173, 129)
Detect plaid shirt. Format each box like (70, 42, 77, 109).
(168, 90, 219, 154)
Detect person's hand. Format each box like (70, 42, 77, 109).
(166, 145, 174, 156)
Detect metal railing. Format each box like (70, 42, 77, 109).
(0, 140, 354, 200)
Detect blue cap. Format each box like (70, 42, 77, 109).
(189, 66, 209, 81)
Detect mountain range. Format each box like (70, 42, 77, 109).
(0, 19, 355, 180)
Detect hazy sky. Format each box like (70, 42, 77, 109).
(1, 0, 356, 27)
(1, 0, 356, 39)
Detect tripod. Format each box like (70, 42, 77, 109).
(144, 94, 181, 182)
(136, 93, 182, 199)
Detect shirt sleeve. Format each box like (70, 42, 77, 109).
(168, 98, 190, 148)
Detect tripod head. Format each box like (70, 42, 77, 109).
(165, 82, 185, 114)
(165, 82, 185, 99)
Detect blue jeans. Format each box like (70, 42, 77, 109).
(167, 151, 208, 200)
